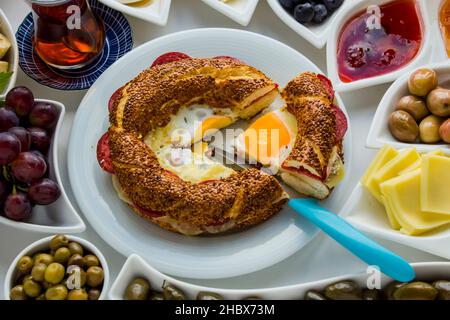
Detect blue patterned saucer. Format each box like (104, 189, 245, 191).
(16, 0, 133, 90)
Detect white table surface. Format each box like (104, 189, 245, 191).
(0, 0, 445, 299)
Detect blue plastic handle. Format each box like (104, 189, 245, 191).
(289, 198, 415, 282)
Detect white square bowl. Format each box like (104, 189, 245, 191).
(0, 8, 18, 99)
(201, 0, 259, 26)
(267, 0, 350, 49)
(0, 99, 86, 234)
(98, 0, 171, 26)
(109, 254, 450, 299)
(366, 61, 450, 153)
(342, 183, 450, 260)
(327, 0, 433, 93)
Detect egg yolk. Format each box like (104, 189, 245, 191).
(193, 115, 234, 142)
(242, 111, 292, 165)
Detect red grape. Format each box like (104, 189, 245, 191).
(29, 102, 58, 129)
(0, 107, 20, 132)
(8, 127, 31, 152)
(28, 127, 51, 153)
(28, 178, 61, 205)
(5, 86, 35, 117)
(0, 132, 21, 165)
(4, 192, 32, 221)
(0, 179, 9, 204)
(11, 152, 47, 183)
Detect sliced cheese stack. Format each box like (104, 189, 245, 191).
(361, 145, 450, 236)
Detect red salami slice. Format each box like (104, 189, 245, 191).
(317, 74, 335, 101)
(331, 104, 348, 142)
(97, 132, 114, 174)
(134, 204, 165, 218)
(108, 86, 123, 113)
(151, 52, 191, 67)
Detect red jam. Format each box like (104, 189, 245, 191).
(337, 0, 423, 83)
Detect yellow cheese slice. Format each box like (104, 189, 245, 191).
(398, 149, 445, 175)
(361, 145, 398, 193)
(370, 148, 420, 200)
(380, 169, 450, 236)
(421, 155, 450, 215)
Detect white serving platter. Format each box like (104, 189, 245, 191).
(267, 0, 351, 49)
(98, 0, 171, 26)
(68, 28, 353, 280)
(201, 0, 259, 26)
(327, 0, 433, 93)
(367, 61, 450, 153)
(110, 254, 450, 299)
(0, 8, 18, 98)
(0, 99, 86, 234)
(342, 183, 450, 260)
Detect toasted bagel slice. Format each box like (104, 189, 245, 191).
(108, 57, 287, 235)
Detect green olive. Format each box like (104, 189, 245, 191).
(84, 254, 100, 268)
(408, 68, 438, 97)
(22, 274, 33, 285)
(124, 278, 151, 300)
(23, 278, 42, 298)
(389, 110, 419, 143)
(10, 285, 27, 300)
(384, 281, 406, 300)
(149, 292, 165, 300)
(36, 293, 46, 300)
(54, 247, 71, 264)
(88, 288, 101, 300)
(304, 290, 327, 300)
(197, 292, 224, 300)
(426, 88, 450, 117)
(419, 115, 444, 143)
(68, 242, 84, 256)
(363, 289, 380, 300)
(324, 281, 362, 300)
(67, 254, 85, 267)
(163, 284, 186, 300)
(393, 282, 438, 300)
(396, 95, 429, 121)
(44, 263, 65, 285)
(432, 280, 450, 300)
(68, 289, 89, 300)
(86, 266, 104, 288)
(31, 263, 47, 282)
(16, 256, 34, 274)
(45, 285, 68, 300)
(49, 235, 69, 251)
(66, 266, 87, 288)
(34, 253, 54, 266)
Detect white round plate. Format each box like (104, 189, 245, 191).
(68, 28, 352, 279)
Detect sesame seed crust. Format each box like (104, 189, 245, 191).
(281, 72, 340, 180)
(108, 57, 286, 235)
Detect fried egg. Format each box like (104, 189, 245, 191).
(144, 104, 236, 183)
(235, 108, 297, 172)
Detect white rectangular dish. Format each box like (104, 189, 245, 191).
(110, 254, 450, 300)
(201, 0, 259, 26)
(0, 8, 18, 98)
(0, 99, 85, 234)
(98, 0, 171, 25)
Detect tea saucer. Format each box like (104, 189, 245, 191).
(16, 0, 133, 90)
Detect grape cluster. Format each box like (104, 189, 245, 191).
(0, 86, 61, 221)
(279, 0, 344, 25)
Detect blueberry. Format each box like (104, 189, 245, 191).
(279, 0, 302, 10)
(323, 0, 344, 12)
(313, 4, 328, 23)
(294, 3, 315, 24)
